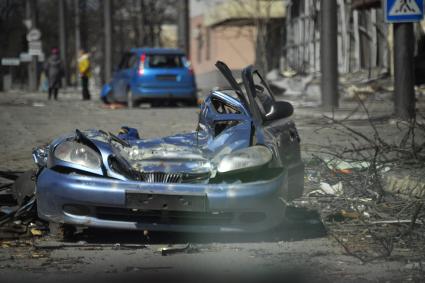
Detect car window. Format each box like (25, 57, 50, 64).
(147, 54, 183, 68)
(118, 53, 130, 70)
(128, 53, 139, 68)
(252, 71, 275, 117)
(215, 89, 240, 101)
(211, 97, 240, 114)
(118, 52, 138, 70)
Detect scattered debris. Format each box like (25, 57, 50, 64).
(0, 170, 40, 239)
(320, 182, 343, 196)
(324, 159, 370, 174)
(266, 68, 315, 97)
(30, 228, 43, 236)
(32, 102, 45, 107)
(0, 171, 25, 181)
(160, 243, 198, 256)
(345, 85, 375, 101)
(300, 105, 425, 262)
(33, 241, 147, 250)
(384, 171, 425, 198)
(100, 102, 126, 109)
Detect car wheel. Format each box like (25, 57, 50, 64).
(151, 101, 164, 107)
(186, 97, 198, 107)
(101, 95, 110, 104)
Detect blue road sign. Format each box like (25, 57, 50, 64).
(385, 0, 424, 23)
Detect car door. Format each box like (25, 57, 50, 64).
(242, 66, 299, 163)
(111, 52, 137, 102)
(242, 66, 304, 199)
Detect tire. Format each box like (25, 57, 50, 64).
(100, 96, 109, 104)
(186, 97, 198, 107)
(151, 101, 164, 107)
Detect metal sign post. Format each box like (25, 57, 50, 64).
(386, 0, 424, 120)
(1, 58, 20, 91)
(25, 0, 39, 92)
(320, 0, 339, 111)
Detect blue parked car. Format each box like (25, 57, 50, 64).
(101, 48, 198, 106)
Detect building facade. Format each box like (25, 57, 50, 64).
(284, 0, 389, 75)
(190, 0, 285, 90)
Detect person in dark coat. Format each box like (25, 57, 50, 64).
(44, 48, 64, 100)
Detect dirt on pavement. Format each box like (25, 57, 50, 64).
(0, 90, 423, 283)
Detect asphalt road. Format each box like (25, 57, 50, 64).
(0, 90, 415, 283)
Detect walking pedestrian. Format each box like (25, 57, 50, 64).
(44, 48, 64, 100)
(78, 49, 92, 100)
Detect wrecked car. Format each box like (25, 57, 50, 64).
(31, 62, 304, 233)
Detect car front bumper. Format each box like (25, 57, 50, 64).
(36, 168, 287, 233)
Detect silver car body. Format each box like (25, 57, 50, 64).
(33, 62, 304, 233)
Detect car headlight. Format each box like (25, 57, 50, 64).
(217, 145, 272, 173)
(54, 141, 101, 169)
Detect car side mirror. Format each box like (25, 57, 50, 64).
(265, 101, 294, 121)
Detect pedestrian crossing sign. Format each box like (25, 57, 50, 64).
(385, 0, 424, 22)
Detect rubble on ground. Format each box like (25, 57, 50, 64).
(266, 68, 319, 99)
(296, 106, 425, 263)
(265, 68, 400, 105)
(296, 156, 425, 263)
(0, 171, 41, 239)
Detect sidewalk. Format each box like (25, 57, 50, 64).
(279, 87, 425, 121)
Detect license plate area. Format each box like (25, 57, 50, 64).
(125, 192, 207, 212)
(156, 75, 177, 81)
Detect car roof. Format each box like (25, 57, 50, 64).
(130, 48, 186, 55)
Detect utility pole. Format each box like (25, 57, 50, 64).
(26, 0, 38, 92)
(320, 0, 339, 111)
(384, 0, 422, 120)
(104, 0, 113, 84)
(75, 0, 81, 86)
(59, 0, 68, 87)
(393, 23, 415, 120)
(178, 0, 190, 56)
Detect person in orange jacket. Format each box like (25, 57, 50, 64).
(78, 49, 92, 100)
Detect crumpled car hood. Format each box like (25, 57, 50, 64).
(120, 136, 213, 175)
(83, 130, 218, 181)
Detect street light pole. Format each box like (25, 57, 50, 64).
(393, 23, 415, 120)
(178, 0, 190, 56)
(75, 0, 81, 87)
(26, 0, 38, 92)
(320, 0, 339, 111)
(59, 0, 68, 87)
(104, 0, 112, 84)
